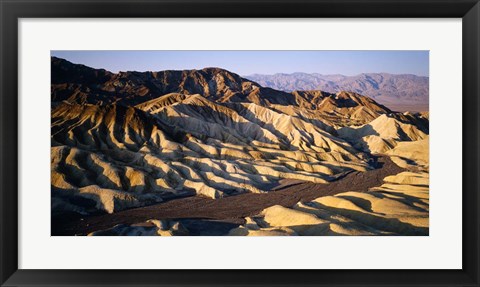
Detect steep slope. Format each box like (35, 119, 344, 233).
(138, 94, 358, 155)
(230, 144, 429, 236)
(52, 57, 301, 107)
(233, 169, 429, 236)
(386, 136, 429, 168)
(83, 170, 429, 236)
(51, 100, 371, 215)
(337, 114, 428, 154)
(52, 57, 392, 125)
(51, 57, 429, 237)
(77, 162, 428, 236)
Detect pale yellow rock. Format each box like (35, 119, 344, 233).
(386, 137, 429, 166)
(246, 171, 429, 236)
(384, 172, 429, 185)
(262, 205, 327, 227)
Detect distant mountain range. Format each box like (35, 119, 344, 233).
(245, 73, 429, 112)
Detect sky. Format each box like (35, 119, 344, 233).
(51, 50, 429, 77)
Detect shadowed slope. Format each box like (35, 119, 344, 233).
(52, 156, 405, 235)
(337, 114, 429, 154)
(51, 99, 372, 216)
(51, 57, 392, 126)
(50, 57, 429, 236)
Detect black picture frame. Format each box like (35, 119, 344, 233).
(1, 0, 479, 286)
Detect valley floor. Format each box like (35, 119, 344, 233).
(52, 156, 428, 236)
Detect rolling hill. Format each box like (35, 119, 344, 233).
(51, 57, 429, 236)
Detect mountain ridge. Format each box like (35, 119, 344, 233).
(51, 57, 394, 126)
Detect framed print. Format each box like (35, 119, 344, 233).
(1, 0, 479, 286)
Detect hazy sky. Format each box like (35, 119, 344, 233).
(51, 50, 429, 77)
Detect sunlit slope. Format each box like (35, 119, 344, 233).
(52, 57, 393, 126)
(229, 136, 429, 236)
(228, 170, 429, 236)
(51, 57, 429, 237)
(51, 98, 370, 215)
(337, 114, 428, 154)
(137, 94, 359, 156)
(86, 170, 429, 236)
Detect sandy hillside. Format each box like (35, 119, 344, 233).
(51, 57, 429, 236)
